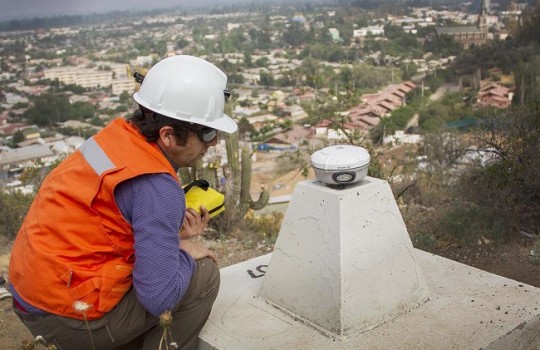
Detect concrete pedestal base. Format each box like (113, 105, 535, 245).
(198, 251, 540, 350)
(258, 178, 430, 335)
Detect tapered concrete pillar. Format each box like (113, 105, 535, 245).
(258, 177, 430, 336)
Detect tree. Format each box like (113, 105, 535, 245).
(24, 93, 72, 127)
(255, 15, 273, 50)
(454, 104, 540, 241)
(339, 66, 354, 93)
(282, 21, 307, 47)
(11, 130, 25, 147)
(119, 91, 131, 104)
(259, 71, 274, 86)
(423, 33, 463, 57)
(71, 101, 97, 120)
(418, 92, 472, 132)
(243, 52, 253, 68)
(176, 38, 189, 50)
(512, 55, 540, 106)
(516, 2, 540, 46)
(298, 57, 323, 88)
(254, 56, 270, 68)
(237, 117, 253, 140)
(400, 62, 418, 81)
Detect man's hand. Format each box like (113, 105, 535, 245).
(180, 206, 210, 239)
(180, 240, 217, 263)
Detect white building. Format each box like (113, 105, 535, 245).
(44, 67, 113, 89)
(112, 78, 136, 95)
(353, 25, 385, 38)
(329, 28, 340, 42)
(227, 23, 241, 31)
(95, 62, 129, 78)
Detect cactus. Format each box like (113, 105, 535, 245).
(178, 166, 195, 185)
(239, 143, 270, 214)
(224, 131, 270, 222)
(224, 132, 241, 211)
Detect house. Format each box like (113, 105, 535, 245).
(476, 83, 513, 108)
(59, 120, 95, 130)
(21, 126, 40, 140)
(384, 130, 422, 145)
(362, 82, 415, 115)
(314, 118, 369, 141)
(362, 82, 415, 111)
(262, 125, 314, 150)
(0, 144, 55, 181)
(234, 105, 261, 117)
(354, 115, 380, 128)
(329, 28, 341, 42)
(0, 123, 28, 136)
(353, 25, 385, 38)
(281, 105, 308, 122)
(322, 81, 419, 136)
(315, 119, 333, 137)
(50, 136, 84, 156)
(314, 80, 419, 140)
(0, 113, 9, 126)
(247, 114, 279, 130)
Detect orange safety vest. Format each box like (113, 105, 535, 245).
(9, 118, 178, 320)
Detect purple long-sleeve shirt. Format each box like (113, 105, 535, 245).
(114, 173, 195, 317)
(12, 172, 195, 317)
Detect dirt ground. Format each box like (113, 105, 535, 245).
(429, 237, 540, 288)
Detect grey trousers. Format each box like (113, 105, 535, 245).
(13, 258, 220, 350)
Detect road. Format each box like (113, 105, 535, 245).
(430, 82, 460, 101)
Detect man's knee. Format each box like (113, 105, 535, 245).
(200, 258, 220, 301)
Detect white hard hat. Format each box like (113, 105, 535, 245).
(133, 55, 238, 133)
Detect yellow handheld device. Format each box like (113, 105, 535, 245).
(183, 179, 225, 218)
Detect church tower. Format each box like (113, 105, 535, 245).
(478, 0, 489, 40)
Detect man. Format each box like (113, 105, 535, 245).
(9, 55, 237, 349)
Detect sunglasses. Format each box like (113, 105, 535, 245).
(196, 127, 218, 144)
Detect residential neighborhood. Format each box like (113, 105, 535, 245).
(0, 0, 522, 192)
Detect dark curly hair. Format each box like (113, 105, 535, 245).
(129, 106, 205, 146)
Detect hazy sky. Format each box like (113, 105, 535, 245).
(0, 0, 228, 21)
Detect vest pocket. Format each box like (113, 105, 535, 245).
(69, 277, 101, 301)
(97, 264, 133, 312)
(56, 263, 101, 307)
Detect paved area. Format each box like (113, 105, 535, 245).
(198, 251, 540, 350)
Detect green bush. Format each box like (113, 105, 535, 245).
(439, 205, 506, 244)
(411, 230, 436, 251)
(244, 212, 284, 243)
(0, 190, 33, 239)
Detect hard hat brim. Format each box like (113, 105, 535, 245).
(204, 113, 238, 134)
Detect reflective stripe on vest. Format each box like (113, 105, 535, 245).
(79, 137, 116, 176)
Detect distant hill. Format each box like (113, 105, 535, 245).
(0, 0, 483, 22)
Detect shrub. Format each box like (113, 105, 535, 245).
(0, 190, 33, 239)
(411, 230, 436, 250)
(438, 204, 506, 244)
(244, 212, 284, 243)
